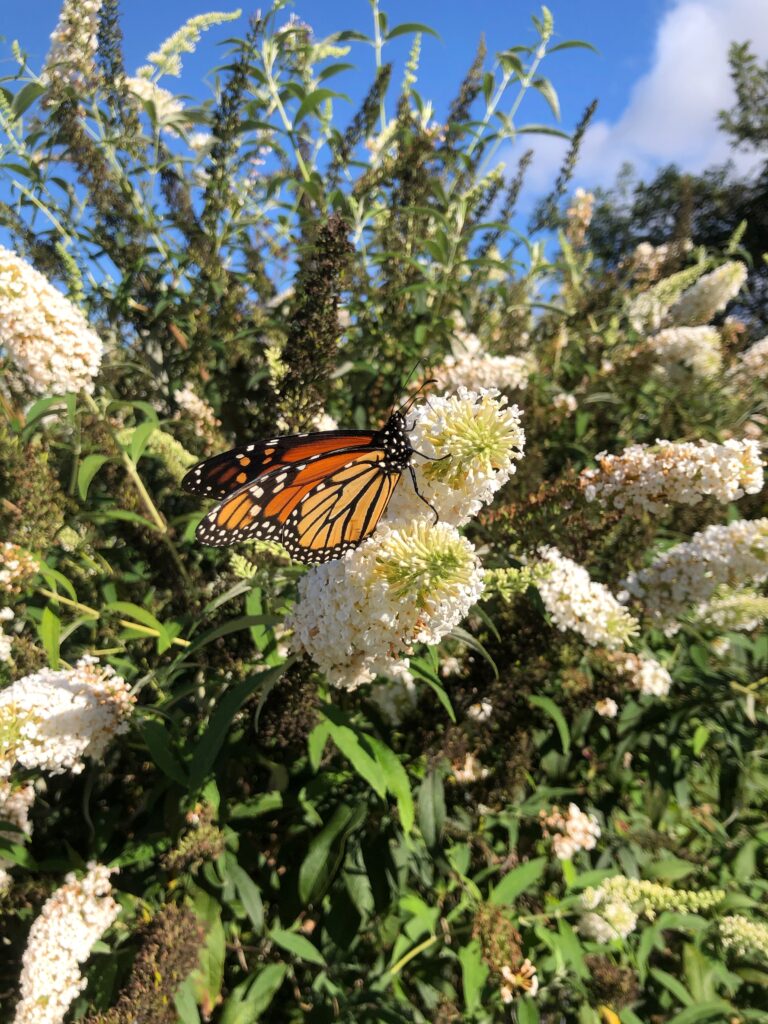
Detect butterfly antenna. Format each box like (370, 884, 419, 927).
(400, 377, 436, 416)
(388, 360, 424, 417)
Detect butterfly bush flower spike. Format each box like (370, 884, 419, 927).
(13, 863, 119, 1024)
(536, 547, 639, 649)
(647, 326, 723, 378)
(581, 439, 763, 513)
(668, 260, 747, 326)
(289, 389, 521, 687)
(0, 657, 135, 777)
(0, 247, 103, 395)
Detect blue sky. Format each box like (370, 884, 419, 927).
(1, 0, 766, 198)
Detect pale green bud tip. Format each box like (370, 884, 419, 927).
(375, 521, 483, 605)
(421, 389, 525, 489)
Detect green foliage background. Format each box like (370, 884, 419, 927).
(0, 3, 767, 1022)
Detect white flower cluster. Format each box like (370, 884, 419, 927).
(0, 247, 103, 395)
(289, 389, 523, 688)
(467, 699, 493, 723)
(668, 261, 748, 327)
(173, 382, 221, 445)
(720, 915, 768, 961)
(434, 331, 534, 394)
(580, 875, 724, 943)
(594, 697, 618, 718)
(386, 387, 525, 527)
(500, 959, 539, 1002)
(735, 336, 768, 382)
(0, 607, 14, 664)
(580, 439, 763, 514)
(629, 239, 692, 284)
(289, 521, 485, 688)
(536, 547, 639, 650)
(627, 261, 707, 334)
(625, 654, 672, 698)
(647, 326, 723, 378)
(540, 802, 601, 861)
(453, 752, 489, 784)
(552, 392, 577, 415)
(566, 187, 594, 247)
(366, 662, 417, 726)
(0, 542, 40, 594)
(42, 0, 103, 93)
(137, 11, 242, 79)
(0, 778, 35, 892)
(125, 76, 186, 133)
(13, 863, 119, 1024)
(622, 518, 768, 628)
(696, 587, 768, 633)
(0, 657, 135, 777)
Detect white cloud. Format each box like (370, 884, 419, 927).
(525, 0, 768, 193)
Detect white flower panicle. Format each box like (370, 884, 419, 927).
(552, 392, 577, 415)
(289, 521, 484, 688)
(0, 607, 14, 664)
(467, 699, 493, 723)
(0, 778, 35, 841)
(288, 390, 522, 687)
(500, 960, 539, 1002)
(581, 439, 763, 514)
(628, 655, 672, 698)
(721, 916, 768, 961)
(386, 387, 525, 528)
(696, 587, 768, 633)
(137, 11, 242, 79)
(366, 662, 417, 726)
(647, 326, 723, 378)
(736, 336, 768, 381)
(627, 260, 707, 333)
(540, 803, 601, 860)
(579, 904, 638, 942)
(595, 698, 618, 718)
(125, 77, 186, 132)
(13, 863, 119, 1024)
(433, 331, 534, 394)
(629, 239, 693, 284)
(453, 752, 489, 784)
(566, 187, 594, 247)
(42, 0, 103, 93)
(0, 657, 135, 777)
(173, 382, 221, 444)
(622, 518, 768, 627)
(0, 542, 40, 594)
(668, 260, 748, 327)
(536, 547, 639, 650)
(0, 247, 103, 395)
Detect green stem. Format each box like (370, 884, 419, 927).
(387, 935, 439, 978)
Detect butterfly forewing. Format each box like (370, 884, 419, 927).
(182, 430, 379, 499)
(189, 412, 414, 563)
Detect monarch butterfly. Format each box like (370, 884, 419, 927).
(182, 394, 438, 564)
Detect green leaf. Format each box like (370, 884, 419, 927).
(533, 76, 560, 120)
(528, 695, 571, 755)
(489, 857, 547, 905)
(39, 605, 60, 669)
(307, 721, 330, 772)
(644, 857, 697, 882)
(77, 454, 111, 500)
(188, 665, 285, 789)
(174, 977, 201, 1024)
(517, 997, 541, 1024)
(417, 770, 445, 847)
(128, 419, 159, 463)
(458, 939, 489, 1012)
(270, 928, 326, 966)
(386, 22, 440, 40)
(229, 863, 264, 934)
(10, 82, 46, 117)
(548, 39, 599, 54)
(322, 707, 386, 799)
(298, 802, 364, 904)
(650, 967, 693, 1007)
(138, 718, 188, 786)
(219, 965, 287, 1024)
(103, 600, 173, 652)
(367, 735, 415, 833)
(666, 1000, 734, 1024)
(294, 89, 347, 124)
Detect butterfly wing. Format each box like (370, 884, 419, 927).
(196, 448, 401, 563)
(182, 431, 378, 500)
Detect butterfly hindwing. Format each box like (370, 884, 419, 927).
(182, 430, 379, 500)
(195, 448, 401, 563)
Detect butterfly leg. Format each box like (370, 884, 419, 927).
(409, 464, 439, 524)
(412, 449, 451, 462)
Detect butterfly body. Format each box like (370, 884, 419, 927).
(183, 411, 416, 564)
